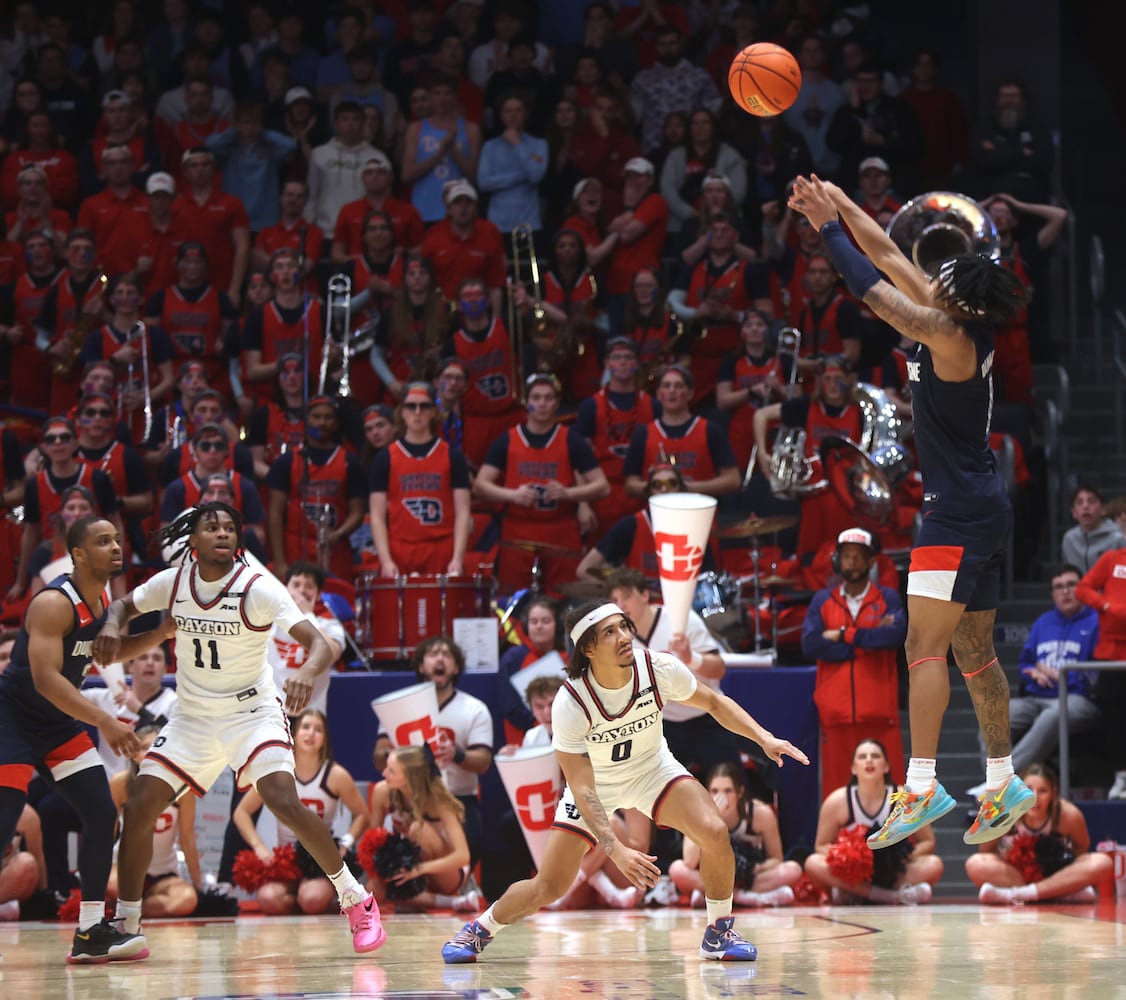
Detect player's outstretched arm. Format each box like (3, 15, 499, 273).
(556, 749, 661, 891)
(683, 685, 810, 768)
(815, 178, 933, 306)
(788, 175, 972, 373)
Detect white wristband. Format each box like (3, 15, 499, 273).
(689, 650, 704, 670)
(339, 833, 355, 851)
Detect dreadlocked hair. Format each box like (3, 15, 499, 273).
(156, 502, 247, 565)
(933, 253, 1029, 325)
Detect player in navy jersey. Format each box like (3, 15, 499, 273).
(442, 601, 808, 965)
(787, 175, 1034, 849)
(0, 516, 174, 964)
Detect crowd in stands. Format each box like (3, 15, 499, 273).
(0, 1, 1121, 919)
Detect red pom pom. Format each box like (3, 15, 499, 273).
(826, 826, 875, 887)
(232, 849, 269, 892)
(791, 873, 822, 905)
(357, 827, 390, 878)
(57, 887, 82, 922)
(269, 843, 302, 883)
(1003, 832, 1043, 884)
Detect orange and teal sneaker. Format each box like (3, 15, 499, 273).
(964, 775, 1035, 845)
(866, 782, 956, 849)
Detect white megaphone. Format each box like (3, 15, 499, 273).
(648, 492, 717, 636)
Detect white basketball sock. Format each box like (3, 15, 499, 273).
(905, 758, 937, 793)
(115, 899, 143, 935)
(328, 864, 365, 907)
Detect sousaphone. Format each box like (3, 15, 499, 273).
(885, 191, 1000, 276)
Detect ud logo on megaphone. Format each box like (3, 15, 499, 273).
(515, 780, 560, 832)
(654, 531, 704, 581)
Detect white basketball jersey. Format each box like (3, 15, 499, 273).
(268, 612, 345, 716)
(149, 803, 181, 876)
(132, 562, 306, 715)
(276, 760, 339, 845)
(552, 650, 696, 781)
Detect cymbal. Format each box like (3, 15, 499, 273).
(757, 574, 799, 589)
(558, 580, 608, 601)
(716, 515, 798, 540)
(500, 538, 583, 558)
(579, 564, 617, 580)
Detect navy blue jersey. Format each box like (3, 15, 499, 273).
(906, 321, 1009, 513)
(0, 575, 107, 726)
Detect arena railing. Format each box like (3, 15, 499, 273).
(1057, 660, 1126, 799)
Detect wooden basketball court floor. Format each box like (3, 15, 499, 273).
(2, 900, 1124, 999)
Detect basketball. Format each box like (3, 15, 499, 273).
(728, 43, 802, 117)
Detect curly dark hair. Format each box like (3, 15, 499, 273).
(934, 253, 1029, 326)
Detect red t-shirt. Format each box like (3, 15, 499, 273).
(174, 188, 249, 291)
(606, 192, 668, 295)
(421, 217, 506, 299)
(0, 148, 80, 210)
(77, 186, 150, 257)
(333, 195, 425, 256)
(107, 211, 192, 296)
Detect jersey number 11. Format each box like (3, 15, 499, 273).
(193, 637, 220, 670)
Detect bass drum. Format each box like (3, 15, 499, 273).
(357, 573, 495, 661)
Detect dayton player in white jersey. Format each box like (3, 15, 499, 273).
(443, 601, 810, 966)
(94, 503, 387, 957)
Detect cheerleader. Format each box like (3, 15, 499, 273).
(365, 745, 480, 912)
(804, 739, 943, 904)
(670, 761, 802, 908)
(233, 709, 370, 915)
(967, 762, 1114, 905)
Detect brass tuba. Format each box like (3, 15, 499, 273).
(885, 191, 1000, 276)
(767, 427, 827, 499)
(818, 382, 917, 527)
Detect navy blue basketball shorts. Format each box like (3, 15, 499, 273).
(906, 506, 1011, 611)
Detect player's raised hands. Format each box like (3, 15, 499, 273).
(787, 175, 840, 230)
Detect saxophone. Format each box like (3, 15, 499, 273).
(51, 273, 107, 376)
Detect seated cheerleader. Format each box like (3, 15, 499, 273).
(669, 761, 803, 908)
(366, 745, 483, 912)
(1, 805, 46, 920)
(234, 709, 370, 915)
(108, 726, 200, 919)
(966, 762, 1114, 905)
(804, 739, 943, 904)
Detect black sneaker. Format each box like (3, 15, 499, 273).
(66, 918, 149, 965)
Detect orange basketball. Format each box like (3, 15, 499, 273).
(728, 43, 802, 117)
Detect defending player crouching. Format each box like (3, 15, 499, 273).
(443, 601, 809, 964)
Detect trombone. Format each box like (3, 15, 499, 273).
(320, 274, 352, 397)
(507, 225, 535, 402)
(119, 321, 153, 442)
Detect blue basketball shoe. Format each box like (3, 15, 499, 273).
(442, 921, 493, 964)
(964, 775, 1035, 844)
(866, 782, 957, 849)
(699, 917, 758, 961)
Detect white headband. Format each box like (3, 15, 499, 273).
(569, 603, 625, 646)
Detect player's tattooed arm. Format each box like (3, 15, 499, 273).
(577, 788, 618, 854)
(863, 281, 962, 345)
